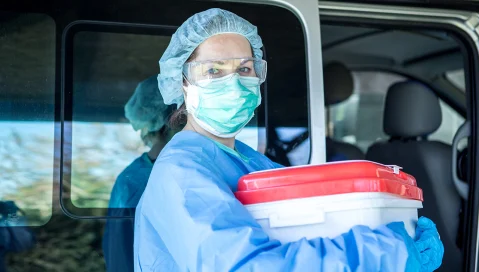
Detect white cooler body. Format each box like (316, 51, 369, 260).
(245, 192, 422, 243)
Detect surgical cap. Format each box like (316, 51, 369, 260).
(158, 8, 264, 107)
(125, 75, 174, 137)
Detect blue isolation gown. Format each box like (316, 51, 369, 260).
(134, 130, 412, 271)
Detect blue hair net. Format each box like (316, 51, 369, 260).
(158, 8, 264, 107)
(125, 76, 173, 139)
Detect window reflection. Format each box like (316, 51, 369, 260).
(0, 12, 55, 227)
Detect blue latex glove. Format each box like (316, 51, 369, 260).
(415, 217, 445, 271)
(388, 217, 444, 272)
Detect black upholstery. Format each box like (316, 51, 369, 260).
(324, 62, 354, 106)
(366, 81, 462, 271)
(383, 81, 442, 138)
(326, 137, 364, 161)
(324, 62, 364, 161)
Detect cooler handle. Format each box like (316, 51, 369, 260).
(269, 209, 325, 228)
(452, 121, 470, 200)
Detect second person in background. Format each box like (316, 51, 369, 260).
(103, 75, 178, 272)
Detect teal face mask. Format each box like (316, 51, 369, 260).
(185, 74, 261, 138)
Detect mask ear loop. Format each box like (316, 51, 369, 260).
(181, 73, 201, 135)
(182, 74, 193, 86)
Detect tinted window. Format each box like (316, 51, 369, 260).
(275, 127, 309, 166)
(64, 28, 264, 210)
(0, 12, 55, 226)
(67, 30, 172, 210)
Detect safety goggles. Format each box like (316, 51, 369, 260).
(183, 57, 267, 88)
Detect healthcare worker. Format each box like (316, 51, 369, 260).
(102, 75, 177, 272)
(134, 8, 444, 272)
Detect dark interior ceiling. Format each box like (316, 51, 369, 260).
(321, 24, 460, 69)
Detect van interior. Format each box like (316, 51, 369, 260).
(0, 4, 471, 271)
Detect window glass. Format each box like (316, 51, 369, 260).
(330, 71, 405, 152)
(68, 121, 147, 208)
(445, 69, 465, 92)
(0, 13, 55, 226)
(429, 100, 465, 143)
(67, 30, 261, 209)
(330, 71, 464, 152)
(276, 127, 309, 166)
(68, 31, 170, 209)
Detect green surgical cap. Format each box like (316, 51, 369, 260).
(125, 76, 175, 136)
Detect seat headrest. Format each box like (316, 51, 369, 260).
(324, 62, 354, 106)
(384, 81, 442, 138)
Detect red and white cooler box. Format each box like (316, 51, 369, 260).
(235, 161, 423, 243)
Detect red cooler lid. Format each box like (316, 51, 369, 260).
(235, 161, 423, 205)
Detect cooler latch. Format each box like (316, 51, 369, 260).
(387, 165, 402, 175)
